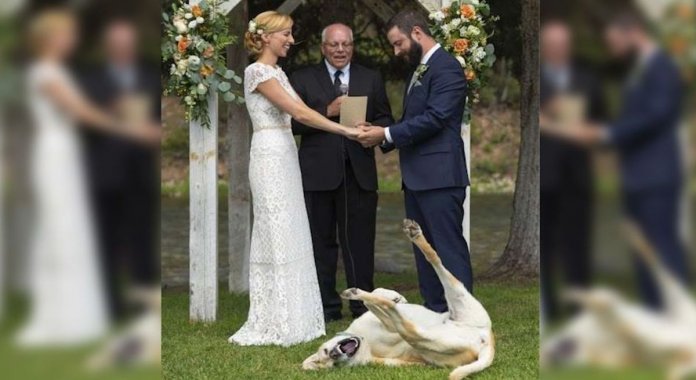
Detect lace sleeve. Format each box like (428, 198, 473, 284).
(244, 63, 276, 93)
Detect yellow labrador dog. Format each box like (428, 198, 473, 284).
(541, 222, 696, 380)
(303, 219, 495, 379)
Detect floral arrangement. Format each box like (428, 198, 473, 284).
(162, 0, 243, 128)
(428, 0, 498, 120)
(661, 0, 696, 83)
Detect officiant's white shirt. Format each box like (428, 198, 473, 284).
(325, 59, 351, 87)
(384, 43, 441, 143)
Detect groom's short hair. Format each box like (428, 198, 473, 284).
(386, 10, 432, 37)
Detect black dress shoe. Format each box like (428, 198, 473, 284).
(324, 311, 343, 322)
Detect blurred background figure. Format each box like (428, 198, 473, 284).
(540, 19, 606, 323)
(600, 10, 690, 309)
(541, 0, 695, 378)
(20, 7, 157, 346)
(79, 18, 160, 321)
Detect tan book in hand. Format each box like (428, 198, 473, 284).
(339, 96, 367, 128)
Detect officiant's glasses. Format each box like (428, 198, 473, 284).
(323, 42, 354, 50)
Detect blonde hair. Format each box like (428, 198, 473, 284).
(27, 9, 77, 55)
(244, 11, 293, 57)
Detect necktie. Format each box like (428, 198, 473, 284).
(334, 70, 344, 97)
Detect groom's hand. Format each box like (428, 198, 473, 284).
(356, 125, 385, 148)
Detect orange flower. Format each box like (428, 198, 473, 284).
(200, 65, 214, 77)
(676, 4, 693, 20)
(669, 37, 688, 56)
(203, 46, 215, 58)
(460, 4, 476, 19)
(465, 69, 476, 80)
(192, 4, 203, 18)
(453, 38, 469, 54)
(177, 37, 190, 53)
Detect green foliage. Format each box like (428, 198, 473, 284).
(162, 0, 244, 128)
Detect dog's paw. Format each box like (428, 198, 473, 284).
(402, 219, 422, 241)
(341, 288, 361, 300)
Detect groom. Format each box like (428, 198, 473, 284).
(358, 10, 472, 313)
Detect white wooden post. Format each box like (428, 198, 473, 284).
(417, 0, 471, 244)
(189, 0, 218, 322)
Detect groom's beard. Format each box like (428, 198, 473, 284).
(407, 39, 423, 67)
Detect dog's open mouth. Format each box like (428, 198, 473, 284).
(329, 337, 360, 360)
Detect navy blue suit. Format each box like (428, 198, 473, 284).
(383, 48, 471, 312)
(608, 50, 689, 308)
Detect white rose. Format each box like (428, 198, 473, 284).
(197, 83, 208, 94)
(188, 20, 197, 29)
(174, 20, 188, 34)
(170, 64, 177, 75)
(456, 55, 466, 67)
(460, 26, 468, 36)
(473, 47, 486, 62)
(175, 35, 182, 41)
(187, 55, 200, 65)
(441, 24, 451, 34)
(467, 26, 481, 36)
(429, 11, 445, 22)
(176, 59, 188, 75)
(184, 96, 194, 105)
(450, 18, 461, 28)
(196, 17, 204, 24)
(184, 13, 193, 19)
(471, 0, 480, 4)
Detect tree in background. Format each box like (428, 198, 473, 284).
(483, 0, 540, 280)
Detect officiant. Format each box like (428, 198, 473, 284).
(290, 23, 393, 322)
(79, 18, 160, 320)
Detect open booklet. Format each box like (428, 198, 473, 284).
(339, 96, 367, 128)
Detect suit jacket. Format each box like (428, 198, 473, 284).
(290, 62, 393, 191)
(608, 50, 684, 192)
(79, 63, 160, 191)
(540, 63, 606, 192)
(383, 48, 469, 191)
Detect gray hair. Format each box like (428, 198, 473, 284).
(321, 23, 353, 43)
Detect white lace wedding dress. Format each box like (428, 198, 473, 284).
(18, 61, 108, 346)
(228, 62, 325, 346)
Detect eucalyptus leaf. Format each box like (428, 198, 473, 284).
(233, 76, 242, 84)
(223, 92, 236, 102)
(223, 70, 235, 79)
(218, 82, 231, 92)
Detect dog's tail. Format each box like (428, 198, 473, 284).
(448, 334, 495, 380)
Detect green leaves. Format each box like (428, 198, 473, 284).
(223, 92, 236, 102)
(217, 82, 231, 92)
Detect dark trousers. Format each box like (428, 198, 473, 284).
(304, 161, 377, 317)
(92, 186, 159, 319)
(623, 187, 690, 309)
(404, 186, 472, 312)
(540, 189, 593, 321)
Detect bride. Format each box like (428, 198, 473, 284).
(19, 9, 159, 346)
(228, 11, 360, 346)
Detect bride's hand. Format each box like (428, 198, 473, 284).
(343, 127, 360, 140)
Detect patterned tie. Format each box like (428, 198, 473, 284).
(334, 70, 344, 97)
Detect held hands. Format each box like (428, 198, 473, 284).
(351, 122, 385, 148)
(540, 115, 605, 147)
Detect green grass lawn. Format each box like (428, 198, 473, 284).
(163, 272, 539, 379)
(0, 295, 160, 380)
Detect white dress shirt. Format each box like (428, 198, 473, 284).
(384, 43, 442, 144)
(325, 59, 351, 87)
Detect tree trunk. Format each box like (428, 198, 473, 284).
(482, 0, 539, 280)
(226, 0, 252, 293)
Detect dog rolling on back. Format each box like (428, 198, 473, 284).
(303, 219, 495, 379)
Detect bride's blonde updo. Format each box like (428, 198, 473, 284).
(244, 11, 293, 57)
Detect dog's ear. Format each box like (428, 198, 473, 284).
(302, 353, 321, 370)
